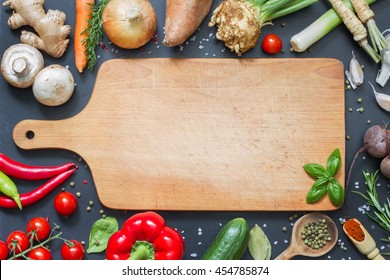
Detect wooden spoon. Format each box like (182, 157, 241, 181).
(275, 212, 338, 260)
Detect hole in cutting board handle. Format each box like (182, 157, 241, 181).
(26, 130, 35, 140)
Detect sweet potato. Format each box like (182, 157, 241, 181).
(163, 0, 213, 47)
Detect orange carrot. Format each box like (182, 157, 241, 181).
(74, 0, 94, 73)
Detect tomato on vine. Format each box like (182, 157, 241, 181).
(6, 230, 29, 254)
(261, 33, 283, 54)
(61, 240, 85, 260)
(0, 240, 9, 260)
(27, 247, 53, 260)
(54, 191, 78, 217)
(27, 217, 51, 242)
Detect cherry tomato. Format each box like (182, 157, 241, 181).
(6, 230, 29, 254)
(27, 247, 53, 260)
(0, 240, 9, 260)
(27, 217, 51, 242)
(261, 34, 283, 54)
(61, 240, 84, 260)
(54, 191, 78, 216)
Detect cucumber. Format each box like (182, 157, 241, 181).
(201, 217, 249, 260)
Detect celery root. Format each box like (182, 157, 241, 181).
(3, 0, 72, 58)
(162, 0, 213, 47)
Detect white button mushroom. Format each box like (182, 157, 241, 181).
(1, 43, 44, 88)
(32, 65, 75, 106)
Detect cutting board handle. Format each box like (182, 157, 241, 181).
(13, 119, 74, 150)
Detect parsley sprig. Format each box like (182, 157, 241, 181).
(304, 148, 344, 207)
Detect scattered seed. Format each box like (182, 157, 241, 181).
(89, 200, 94, 206)
(86, 206, 92, 212)
(357, 97, 362, 103)
(70, 181, 75, 187)
(282, 226, 287, 232)
(346, 135, 351, 141)
(76, 192, 81, 198)
(99, 209, 105, 215)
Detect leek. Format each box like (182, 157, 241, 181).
(290, 0, 377, 53)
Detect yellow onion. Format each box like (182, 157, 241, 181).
(102, 0, 157, 49)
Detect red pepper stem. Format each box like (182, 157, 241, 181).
(129, 241, 155, 260)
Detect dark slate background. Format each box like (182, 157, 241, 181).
(0, 0, 389, 260)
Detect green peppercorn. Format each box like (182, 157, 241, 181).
(300, 219, 332, 250)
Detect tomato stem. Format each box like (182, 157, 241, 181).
(8, 231, 62, 260)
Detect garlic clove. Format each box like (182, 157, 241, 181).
(346, 51, 364, 89)
(368, 81, 390, 112)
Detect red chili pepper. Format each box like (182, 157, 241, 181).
(106, 211, 184, 260)
(0, 167, 77, 209)
(0, 153, 77, 180)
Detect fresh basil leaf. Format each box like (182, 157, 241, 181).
(87, 217, 118, 254)
(326, 148, 341, 177)
(306, 183, 327, 204)
(313, 176, 329, 188)
(327, 181, 344, 207)
(303, 163, 326, 178)
(248, 224, 272, 260)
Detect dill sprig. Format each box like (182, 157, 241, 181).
(352, 170, 390, 247)
(82, 0, 111, 71)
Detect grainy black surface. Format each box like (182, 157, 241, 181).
(0, 0, 389, 260)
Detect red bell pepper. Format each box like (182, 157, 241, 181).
(106, 211, 184, 260)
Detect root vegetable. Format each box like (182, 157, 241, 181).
(102, 0, 157, 49)
(1, 43, 44, 88)
(3, 0, 72, 58)
(329, 0, 380, 63)
(208, 0, 317, 56)
(347, 125, 390, 187)
(32, 65, 74, 106)
(75, 0, 94, 73)
(350, 0, 388, 52)
(162, 0, 213, 47)
(380, 156, 390, 179)
(82, 0, 110, 71)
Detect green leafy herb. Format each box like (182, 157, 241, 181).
(82, 0, 111, 71)
(248, 224, 271, 260)
(353, 170, 390, 251)
(87, 216, 118, 254)
(304, 148, 344, 207)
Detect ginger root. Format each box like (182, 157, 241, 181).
(3, 0, 72, 58)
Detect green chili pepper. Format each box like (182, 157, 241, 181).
(0, 171, 22, 210)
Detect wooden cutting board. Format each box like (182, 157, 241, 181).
(13, 58, 345, 211)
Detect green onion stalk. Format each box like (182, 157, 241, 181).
(208, 0, 319, 56)
(290, 0, 378, 53)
